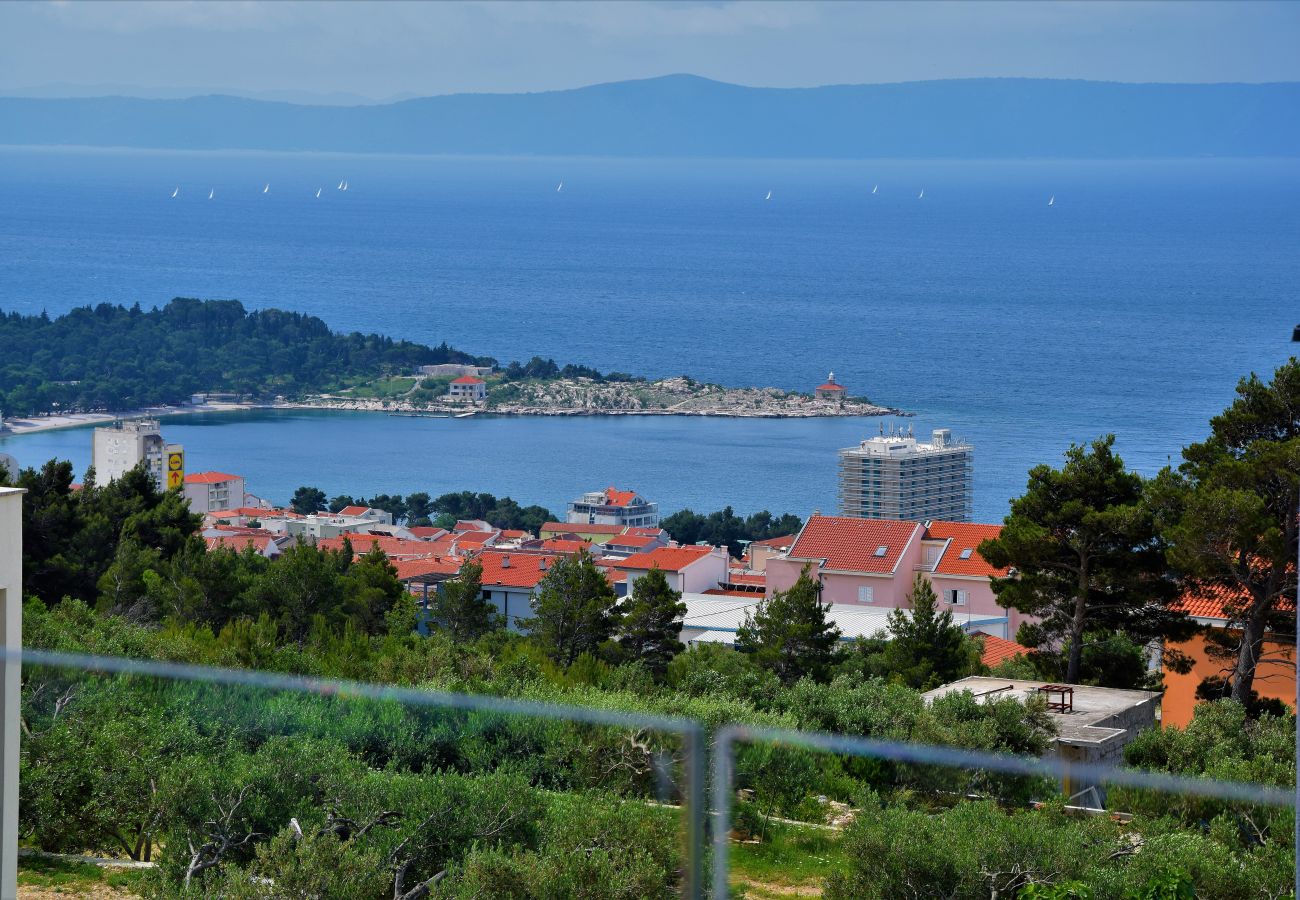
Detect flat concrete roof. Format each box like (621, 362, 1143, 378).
(923, 677, 1160, 746)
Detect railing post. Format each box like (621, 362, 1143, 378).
(0, 487, 26, 900)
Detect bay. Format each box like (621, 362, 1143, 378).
(1, 148, 1296, 521)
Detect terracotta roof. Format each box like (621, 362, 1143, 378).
(539, 538, 592, 554)
(407, 526, 449, 540)
(1174, 582, 1296, 621)
(617, 545, 717, 572)
(702, 587, 759, 597)
(338, 505, 374, 516)
(816, 382, 846, 392)
(185, 471, 242, 484)
(925, 522, 1007, 577)
(499, 529, 529, 539)
(455, 520, 494, 533)
(206, 534, 272, 553)
(476, 551, 559, 589)
(604, 534, 660, 549)
(979, 634, 1031, 667)
(751, 534, 797, 549)
(786, 516, 921, 573)
(451, 375, 485, 385)
(454, 531, 499, 547)
(726, 572, 767, 586)
(604, 487, 640, 507)
(626, 527, 668, 538)
(393, 556, 462, 581)
(317, 534, 437, 559)
(541, 521, 626, 535)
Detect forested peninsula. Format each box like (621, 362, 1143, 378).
(0, 299, 893, 419)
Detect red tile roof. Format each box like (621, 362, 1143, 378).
(454, 520, 494, 533)
(750, 534, 797, 549)
(338, 505, 374, 516)
(979, 634, 1031, 667)
(816, 382, 846, 392)
(604, 533, 660, 549)
(499, 529, 529, 539)
(786, 516, 921, 573)
(1174, 582, 1296, 621)
(392, 556, 462, 581)
(925, 522, 1007, 577)
(185, 471, 242, 484)
(539, 538, 592, 554)
(726, 572, 767, 586)
(702, 588, 759, 597)
(205, 534, 272, 553)
(451, 375, 485, 384)
(317, 534, 437, 559)
(454, 531, 499, 547)
(626, 526, 668, 538)
(617, 545, 717, 572)
(604, 487, 640, 507)
(407, 526, 449, 540)
(476, 551, 558, 589)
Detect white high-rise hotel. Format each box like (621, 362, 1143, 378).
(838, 427, 973, 522)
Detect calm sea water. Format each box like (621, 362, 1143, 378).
(1, 147, 1297, 521)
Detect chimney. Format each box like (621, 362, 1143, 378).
(501, 555, 511, 569)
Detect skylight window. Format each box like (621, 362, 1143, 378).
(959, 548, 973, 560)
(874, 546, 888, 557)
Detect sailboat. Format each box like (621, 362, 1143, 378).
(315, 188, 322, 199)
(918, 188, 925, 200)
(170, 186, 179, 199)
(263, 183, 270, 194)
(871, 184, 878, 195)
(556, 181, 563, 192)
(765, 190, 772, 201)
(341, 180, 349, 191)
(1048, 195, 1055, 207)
(337, 179, 345, 190)
(208, 189, 214, 200)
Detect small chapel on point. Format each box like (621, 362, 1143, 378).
(815, 372, 847, 401)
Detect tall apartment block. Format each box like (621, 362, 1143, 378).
(92, 419, 183, 490)
(838, 427, 973, 522)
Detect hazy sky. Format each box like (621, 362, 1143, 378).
(3, 0, 1298, 102)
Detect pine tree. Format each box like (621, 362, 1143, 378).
(979, 435, 1189, 684)
(617, 566, 687, 678)
(432, 560, 500, 642)
(878, 575, 980, 689)
(736, 565, 843, 684)
(524, 550, 621, 665)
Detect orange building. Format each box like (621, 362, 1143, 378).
(1161, 584, 1296, 728)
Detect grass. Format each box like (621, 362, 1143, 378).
(729, 822, 848, 897)
(17, 854, 145, 895)
(342, 376, 419, 399)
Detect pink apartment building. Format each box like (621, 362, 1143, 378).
(764, 515, 1029, 640)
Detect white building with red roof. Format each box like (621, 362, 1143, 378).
(613, 544, 729, 596)
(183, 471, 245, 515)
(814, 372, 847, 401)
(447, 375, 487, 402)
(565, 486, 659, 528)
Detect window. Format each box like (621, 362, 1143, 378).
(947, 589, 968, 606)
(958, 548, 973, 560)
(874, 546, 888, 557)
(858, 585, 874, 603)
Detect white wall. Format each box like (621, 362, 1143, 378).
(1, 486, 24, 899)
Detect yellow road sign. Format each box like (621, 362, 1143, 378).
(166, 469, 184, 490)
(165, 450, 184, 489)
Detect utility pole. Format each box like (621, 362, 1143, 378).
(0, 486, 26, 900)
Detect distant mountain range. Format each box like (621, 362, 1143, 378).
(2, 74, 1296, 158)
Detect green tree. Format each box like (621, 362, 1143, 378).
(433, 561, 501, 642)
(524, 550, 621, 666)
(1153, 359, 1300, 704)
(979, 436, 1188, 684)
(736, 566, 843, 684)
(290, 485, 327, 515)
(616, 567, 686, 678)
(873, 575, 981, 689)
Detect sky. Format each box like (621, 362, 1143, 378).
(2, 0, 1298, 103)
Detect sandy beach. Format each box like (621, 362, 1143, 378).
(0, 402, 264, 436)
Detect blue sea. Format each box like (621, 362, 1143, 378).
(1, 147, 1297, 522)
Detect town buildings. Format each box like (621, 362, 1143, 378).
(764, 514, 1025, 639)
(565, 486, 660, 528)
(838, 427, 973, 522)
(92, 419, 184, 490)
(183, 471, 246, 515)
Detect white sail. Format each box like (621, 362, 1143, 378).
(337, 179, 345, 190)
(918, 188, 924, 199)
(315, 188, 321, 198)
(208, 189, 214, 200)
(171, 187, 179, 198)
(872, 184, 878, 195)
(263, 183, 270, 193)
(556, 181, 563, 192)
(765, 190, 772, 200)
(1048, 195, 1055, 206)
(341, 180, 348, 191)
